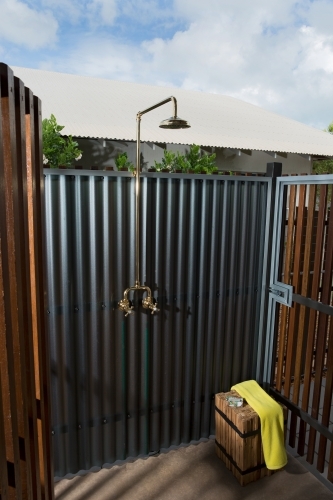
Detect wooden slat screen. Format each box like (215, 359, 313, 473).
(273, 181, 333, 481)
(0, 63, 54, 499)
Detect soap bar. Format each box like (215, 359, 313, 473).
(226, 396, 243, 407)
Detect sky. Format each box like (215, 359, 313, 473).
(1, 0, 333, 130)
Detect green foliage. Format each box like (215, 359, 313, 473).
(154, 149, 189, 172)
(197, 152, 217, 174)
(149, 144, 217, 173)
(312, 121, 333, 174)
(186, 144, 201, 169)
(313, 159, 333, 174)
(115, 152, 135, 172)
(326, 121, 333, 134)
(162, 150, 176, 169)
(186, 144, 217, 173)
(154, 160, 163, 171)
(173, 152, 191, 172)
(42, 114, 82, 168)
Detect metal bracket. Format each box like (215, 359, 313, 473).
(268, 281, 293, 307)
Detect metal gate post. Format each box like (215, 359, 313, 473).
(256, 162, 282, 385)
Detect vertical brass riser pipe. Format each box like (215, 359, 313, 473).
(118, 96, 190, 316)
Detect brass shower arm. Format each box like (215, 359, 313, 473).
(137, 96, 177, 120)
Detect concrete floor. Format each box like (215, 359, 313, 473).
(55, 439, 333, 500)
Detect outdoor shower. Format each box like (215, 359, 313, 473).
(118, 96, 191, 316)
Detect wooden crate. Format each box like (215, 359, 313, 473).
(215, 390, 287, 486)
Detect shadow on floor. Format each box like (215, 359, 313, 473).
(55, 439, 333, 500)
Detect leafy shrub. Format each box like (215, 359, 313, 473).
(186, 144, 201, 170)
(162, 150, 176, 170)
(197, 151, 217, 173)
(154, 160, 163, 171)
(42, 114, 82, 168)
(153, 150, 178, 171)
(313, 159, 333, 174)
(312, 122, 333, 174)
(149, 144, 217, 173)
(173, 152, 190, 172)
(115, 152, 135, 172)
(186, 144, 217, 173)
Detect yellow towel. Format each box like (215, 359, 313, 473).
(231, 380, 287, 470)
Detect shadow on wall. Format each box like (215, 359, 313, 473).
(75, 138, 167, 171)
(75, 138, 312, 174)
(75, 137, 249, 173)
(76, 138, 137, 170)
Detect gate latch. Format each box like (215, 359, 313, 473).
(268, 282, 293, 307)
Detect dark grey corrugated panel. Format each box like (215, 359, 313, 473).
(44, 171, 271, 477)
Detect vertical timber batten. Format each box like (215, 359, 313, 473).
(0, 63, 54, 499)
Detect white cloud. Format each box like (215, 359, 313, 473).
(299, 0, 333, 37)
(46, 37, 141, 81)
(0, 0, 58, 49)
(87, 0, 117, 26)
(118, 0, 175, 25)
(136, 1, 333, 127)
(173, 0, 297, 27)
(0, 44, 6, 58)
(297, 26, 333, 74)
(12, 0, 333, 129)
(39, 0, 83, 23)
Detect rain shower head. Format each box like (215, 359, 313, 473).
(159, 116, 191, 129)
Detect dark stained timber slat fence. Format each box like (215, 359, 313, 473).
(284, 185, 306, 406)
(0, 63, 54, 499)
(289, 185, 317, 447)
(298, 185, 328, 457)
(307, 204, 333, 466)
(273, 179, 333, 482)
(276, 185, 297, 391)
(0, 369, 9, 499)
(318, 309, 333, 471)
(1, 61, 26, 500)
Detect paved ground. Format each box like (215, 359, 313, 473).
(54, 439, 333, 500)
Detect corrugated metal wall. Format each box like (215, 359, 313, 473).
(44, 171, 271, 477)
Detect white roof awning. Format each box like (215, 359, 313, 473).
(12, 66, 333, 157)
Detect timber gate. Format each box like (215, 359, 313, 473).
(267, 175, 333, 483)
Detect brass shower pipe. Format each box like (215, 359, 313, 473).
(118, 96, 190, 316)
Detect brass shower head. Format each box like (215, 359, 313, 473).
(159, 116, 191, 129)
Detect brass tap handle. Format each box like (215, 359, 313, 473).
(142, 296, 159, 314)
(118, 298, 134, 316)
(150, 304, 160, 315)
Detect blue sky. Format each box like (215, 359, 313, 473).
(1, 0, 333, 129)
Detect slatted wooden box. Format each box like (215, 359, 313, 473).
(215, 390, 287, 486)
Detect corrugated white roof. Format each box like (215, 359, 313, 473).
(12, 66, 333, 156)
